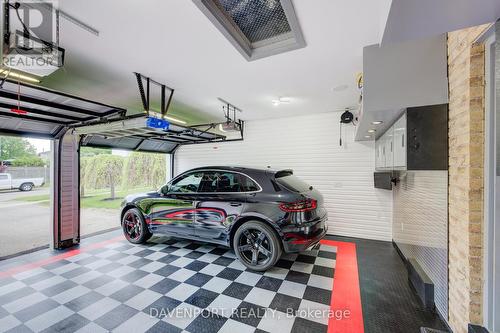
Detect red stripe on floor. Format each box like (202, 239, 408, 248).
(0, 236, 124, 278)
(320, 239, 364, 333)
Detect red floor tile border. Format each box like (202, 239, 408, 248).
(0, 235, 124, 278)
(321, 239, 364, 333)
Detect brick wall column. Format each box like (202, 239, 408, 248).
(448, 24, 489, 333)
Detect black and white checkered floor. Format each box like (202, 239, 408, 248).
(0, 233, 336, 333)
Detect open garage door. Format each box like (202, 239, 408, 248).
(0, 79, 126, 250)
(0, 80, 125, 138)
(76, 114, 240, 154)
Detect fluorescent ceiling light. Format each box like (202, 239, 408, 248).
(368, 129, 376, 133)
(146, 111, 187, 125)
(272, 97, 291, 106)
(371, 121, 383, 125)
(0, 69, 40, 83)
(364, 135, 372, 139)
(164, 115, 187, 125)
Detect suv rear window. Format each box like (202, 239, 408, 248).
(275, 173, 311, 193)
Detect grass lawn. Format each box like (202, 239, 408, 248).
(14, 187, 154, 209)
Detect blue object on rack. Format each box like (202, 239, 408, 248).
(146, 117, 170, 131)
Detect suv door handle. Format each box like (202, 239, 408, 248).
(230, 202, 242, 207)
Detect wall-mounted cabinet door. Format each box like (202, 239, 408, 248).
(393, 113, 407, 168)
(384, 131, 394, 168)
(375, 137, 385, 169)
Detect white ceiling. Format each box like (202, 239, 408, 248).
(39, 0, 383, 124)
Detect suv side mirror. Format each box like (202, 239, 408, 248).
(160, 184, 170, 196)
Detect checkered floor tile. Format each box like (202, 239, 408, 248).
(0, 235, 336, 333)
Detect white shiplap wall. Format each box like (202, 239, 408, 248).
(175, 112, 392, 241)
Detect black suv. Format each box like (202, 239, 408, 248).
(121, 166, 328, 271)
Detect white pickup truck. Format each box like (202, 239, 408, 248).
(0, 173, 45, 191)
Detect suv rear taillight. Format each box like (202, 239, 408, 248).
(279, 199, 317, 212)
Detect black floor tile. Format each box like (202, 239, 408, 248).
(96, 262, 123, 273)
(222, 282, 252, 300)
(275, 259, 294, 269)
(82, 275, 114, 289)
(0, 287, 36, 305)
(146, 320, 182, 333)
(144, 296, 182, 318)
(285, 271, 310, 284)
(184, 260, 209, 272)
(40, 314, 90, 333)
(134, 249, 155, 257)
(185, 251, 205, 260)
(41, 260, 72, 270)
(269, 294, 302, 315)
(64, 291, 104, 312)
(150, 278, 180, 294)
(158, 255, 181, 265)
(40, 280, 78, 297)
(185, 273, 213, 287)
(22, 271, 55, 285)
(212, 257, 234, 267)
(61, 266, 91, 279)
(295, 254, 316, 264)
(311, 265, 334, 278)
(154, 265, 179, 277)
(256, 276, 282, 292)
(13, 299, 59, 322)
(185, 289, 219, 308)
(302, 285, 331, 305)
(186, 309, 227, 333)
(128, 258, 154, 269)
(209, 248, 228, 256)
(110, 285, 145, 302)
(120, 269, 149, 283)
(94, 304, 138, 330)
(317, 250, 336, 260)
(4, 324, 33, 333)
(231, 301, 266, 327)
(216, 267, 242, 280)
(291, 317, 327, 333)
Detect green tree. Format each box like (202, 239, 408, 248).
(80, 147, 112, 157)
(0, 136, 37, 160)
(11, 156, 46, 167)
(80, 157, 91, 197)
(122, 152, 166, 190)
(85, 155, 124, 199)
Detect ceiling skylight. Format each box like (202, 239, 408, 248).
(193, 0, 305, 61)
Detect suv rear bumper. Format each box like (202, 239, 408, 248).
(281, 215, 328, 253)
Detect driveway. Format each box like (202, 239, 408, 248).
(0, 193, 120, 258)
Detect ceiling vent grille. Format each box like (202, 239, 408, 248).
(193, 0, 305, 61)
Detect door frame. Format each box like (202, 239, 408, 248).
(483, 25, 498, 332)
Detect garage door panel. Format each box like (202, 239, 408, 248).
(53, 132, 80, 247)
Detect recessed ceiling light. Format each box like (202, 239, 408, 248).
(272, 97, 291, 106)
(371, 121, 383, 125)
(368, 129, 376, 133)
(364, 135, 372, 139)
